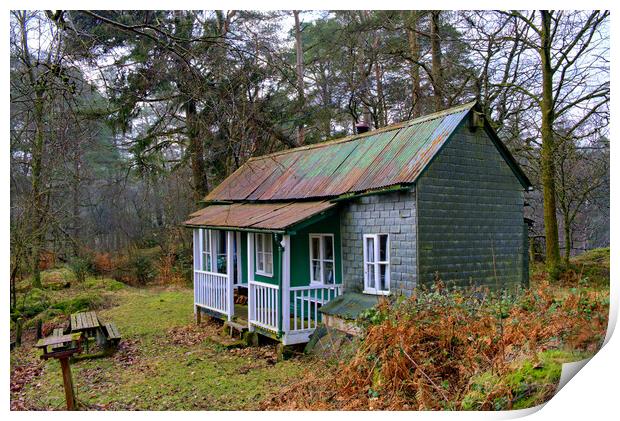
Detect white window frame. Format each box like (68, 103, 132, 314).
(363, 233, 390, 295)
(201, 229, 213, 272)
(212, 230, 228, 275)
(255, 233, 273, 277)
(309, 234, 335, 285)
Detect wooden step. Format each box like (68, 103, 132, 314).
(226, 320, 248, 333)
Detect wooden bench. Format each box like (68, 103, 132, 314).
(103, 322, 121, 347)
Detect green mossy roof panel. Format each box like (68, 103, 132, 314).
(318, 292, 383, 320)
(205, 102, 482, 201)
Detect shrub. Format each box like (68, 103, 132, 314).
(38, 251, 56, 271)
(111, 247, 161, 285)
(68, 257, 94, 283)
(133, 254, 156, 284)
(93, 252, 115, 275)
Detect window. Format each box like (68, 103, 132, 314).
(363, 234, 390, 294)
(213, 230, 227, 274)
(255, 233, 273, 276)
(201, 229, 212, 272)
(199, 229, 228, 273)
(310, 234, 335, 284)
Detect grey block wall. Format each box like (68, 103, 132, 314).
(340, 190, 417, 297)
(416, 124, 525, 289)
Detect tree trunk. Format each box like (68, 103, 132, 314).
(563, 213, 571, 265)
(430, 11, 445, 111)
(374, 59, 386, 127)
(539, 10, 562, 279)
(186, 98, 209, 202)
(293, 10, 305, 146)
(19, 13, 46, 288)
(406, 12, 422, 118)
(72, 140, 81, 256)
(30, 89, 45, 289)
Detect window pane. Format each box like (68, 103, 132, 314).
(256, 234, 263, 253)
(312, 260, 321, 282)
(379, 235, 388, 261)
(218, 231, 226, 253)
(217, 255, 226, 274)
(366, 263, 375, 288)
(202, 230, 209, 252)
(379, 264, 388, 291)
(265, 254, 273, 274)
(366, 237, 375, 262)
(256, 252, 265, 271)
(323, 261, 334, 284)
(311, 237, 320, 260)
(323, 236, 333, 260)
(264, 235, 272, 253)
(216, 231, 227, 274)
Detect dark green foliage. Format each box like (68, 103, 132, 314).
(127, 254, 156, 285)
(173, 246, 194, 285)
(68, 257, 94, 283)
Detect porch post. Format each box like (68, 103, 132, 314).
(282, 235, 291, 335)
(226, 231, 234, 321)
(247, 233, 255, 331)
(193, 229, 199, 322)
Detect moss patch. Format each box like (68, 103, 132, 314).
(461, 349, 587, 410)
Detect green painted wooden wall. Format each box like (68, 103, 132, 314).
(289, 212, 342, 287)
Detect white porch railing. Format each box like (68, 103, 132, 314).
(249, 281, 280, 332)
(283, 284, 343, 344)
(194, 270, 229, 315)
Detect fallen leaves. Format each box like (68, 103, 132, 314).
(10, 359, 44, 410)
(166, 321, 220, 347)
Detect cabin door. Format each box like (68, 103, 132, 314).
(233, 232, 243, 286)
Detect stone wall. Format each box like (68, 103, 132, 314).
(339, 190, 417, 297)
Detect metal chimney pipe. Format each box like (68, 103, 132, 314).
(355, 122, 370, 134)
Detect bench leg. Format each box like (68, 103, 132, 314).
(59, 357, 77, 410)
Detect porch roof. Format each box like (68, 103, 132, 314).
(183, 200, 337, 232)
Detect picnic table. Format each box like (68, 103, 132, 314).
(71, 311, 100, 334)
(33, 312, 122, 410)
(70, 311, 121, 350)
(35, 332, 83, 356)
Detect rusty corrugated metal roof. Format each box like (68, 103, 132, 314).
(183, 201, 336, 231)
(205, 102, 477, 202)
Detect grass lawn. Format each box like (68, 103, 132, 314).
(11, 284, 305, 410)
